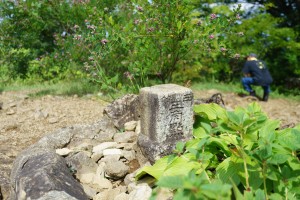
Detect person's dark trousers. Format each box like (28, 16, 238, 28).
(241, 77, 271, 101)
(242, 77, 255, 94)
(262, 85, 271, 101)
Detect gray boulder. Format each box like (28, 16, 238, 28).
(103, 94, 140, 130)
(10, 150, 88, 200)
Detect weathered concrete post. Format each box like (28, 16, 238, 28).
(138, 84, 194, 163)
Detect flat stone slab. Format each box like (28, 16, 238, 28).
(138, 84, 194, 163)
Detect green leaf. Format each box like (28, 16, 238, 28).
(135, 155, 171, 180)
(269, 193, 284, 200)
(200, 182, 232, 199)
(267, 166, 279, 181)
(231, 179, 244, 200)
(173, 190, 192, 200)
(193, 126, 208, 138)
(259, 120, 279, 141)
(175, 141, 185, 153)
(193, 103, 226, 120)
(110, 74, 119, 84)
(108, 16, 114, 25)
(208, 137, 231, 156)
(164, 155, 202, 177)
(177, 20, 182, 32)
(246, 102, 262, 113)
(278, 129, 300, 151)
(268, 153, 289, 165)
(156, 176, 184, 189)
(256, 142, 272, 160)
(216, 157, 242, 185)
(227, 111, 243, 126)
(244, 190, 255, 200)
(186, 138, 200, 149)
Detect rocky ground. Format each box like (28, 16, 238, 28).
(1, 88, 300, 199)
(0, 90, 108, 199)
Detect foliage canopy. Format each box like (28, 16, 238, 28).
(0, 1, 299, 93)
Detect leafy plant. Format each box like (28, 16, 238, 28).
(55, 1, 241, 95)
(136, 102, 300, 199)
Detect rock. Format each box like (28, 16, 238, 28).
(92, 142, 117, 154)
(135, 146, 150, 168)
(48, 117, 59, 124)
(5, 123, 19, 131)
(100, 155, 121, 163)
(103, 94, 140, 130)
(82, 184, 97, 199)
(92, 177, 112, 190)
(76, 164, 113, 191)
(124, 173, 135, 186)
(194, 93, 225, 107)
(124, 121, 138, 131)
(155, 188, 174, 200)
(128, 159, 141, 173)
(138, 84, 194, 163)
(56, 148, 73, 156)
(93, 187, 127, 200)
(0, 102, 3, 110)
(67, 119, 117, 145)
(66, 151, 98, 172)
(34, 109, 49, 119)
(122, 150, 136, 161)
(8, 102, 17, 108)
(115, 192, 130, 200)
(74, 142, 93, 152)
(91, 152, 103, 163)
(135, 120, 141, 135)
(36, 191, 82, 200)
(32, 127, 74, 149)
(128, 183, 152, 200)
(102, 149, 122, 156)
(95, 162, 106, 179)
(9, 150, 88, 200)
(6, 109, 15, 115)
(116, 142, 136, 150)
(105, 160, 129, 180)
(127, 182, 137, 193)
(76, 165, 96, 184)
(114, 131, 136, 143)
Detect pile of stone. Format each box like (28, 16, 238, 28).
(55, 120, 152, 200)
(8, 84, 196, 200)
(9, 117, 158, 200)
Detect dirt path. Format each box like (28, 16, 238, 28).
(0, 90, 108, 199)
(1, 89, 300, 199)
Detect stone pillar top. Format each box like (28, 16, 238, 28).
(140, 84, 192, 94)
(138, 84, 194, 163)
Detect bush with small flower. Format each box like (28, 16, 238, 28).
(0, 1, 242, 93)
(54, 1, 241, 95)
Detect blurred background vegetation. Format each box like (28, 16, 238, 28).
(0, 0, 299, 96)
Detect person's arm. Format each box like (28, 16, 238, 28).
(242, 62, 251, 77)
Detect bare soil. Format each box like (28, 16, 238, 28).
(0, 90, 108, 199)
(1, 89, 300, 199)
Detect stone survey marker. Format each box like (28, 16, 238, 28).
(138, 84, 194, 163)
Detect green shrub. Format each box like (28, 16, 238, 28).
(136, 102, 300, 199)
